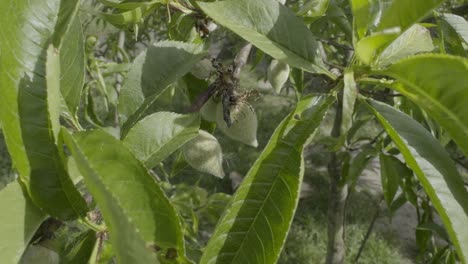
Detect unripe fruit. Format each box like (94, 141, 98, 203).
(267, 59, 290, 94)
(182, 130, 225, 178)
(200, 97, 219, 122)
(85, 35, 97, 49)
(216, 103, 258, 147)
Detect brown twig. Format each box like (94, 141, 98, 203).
(233, 43, 253, 78)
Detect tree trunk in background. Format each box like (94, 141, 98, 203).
(326, 152, 348, 264)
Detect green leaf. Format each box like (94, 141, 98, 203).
(417, 222, 450, 242)
(123, 112, 200, 169)
(355, 32, 399, 65)
(52, 0, 81, 48)
(341, 69, 358, 136)
(0, 181, 47, 263)
(438, 16, 467, 57)
(198, 0, 333, 78)
(0, 0, 88, 219)
(375, 24, 434, 67)
(62, 128, 186, 263)
(441, 13, 468, 43)
(289, 68, 304, 98)
(379, 154, 408, 207)
(60, 15, 85, 119)
(350, 0, 372, 40)
(60, 230, 97, 264)
(94, 2, 159, 28)
(376, 0, 445, 32)
(345, 148, 376, 187)
(47, 45, 63, 141)
(296, 0, 329, 17)
(378, 54, 468, 157)
(365, 99, 468, 263)
(200, 94, 335, 264)
(99, 0, 162, 10)
(118, 41, 206, 136)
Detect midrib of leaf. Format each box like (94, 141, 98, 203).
(227, 24, 323, 74)
(202, 95, 335, 264)
(224, 144, 301, 263)
(64, 132, 159, 262)
(145, 129, 196, 165)
(122, 90, 167, 136)
(366, 100, 468, 262)
(198, 0, 333, 78)
(394, 79, 467, 138)
(80, 156, 149, 240)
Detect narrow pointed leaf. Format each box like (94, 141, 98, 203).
(375, 24, 434, 67)
(350, 0, 372, 40)
(62, 128, 186, 263)
(60, 15, 85, 118)
(198, 0, 333, 78)
(297, 0, 330, 17)
(378, 54, 468, 156)
(99, 0, 162, 10)
(356, 32, 399, 65)
(438, 16, 467, 56)
(365, 99, 468, 263)
(123, 112, 200, 169)
(96, 4, 157, 27)
(200, 95, 335, 264)
(379, 154, 408, 207)
(118, 41, 206, 135)
(346, 148, 376, 186)
(376, 0, 445, 32)
(0, 0, 88, 219)
(0, 181, 47, 263)
(341, 69, 357, 135)
(60, 230, 97, 264)
(441, 13, 468, 43)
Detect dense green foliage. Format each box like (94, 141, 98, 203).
(0, 0, 467, 263)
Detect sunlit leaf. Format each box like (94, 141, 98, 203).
(0, 181, 46, 263)
(376, 0, 445, 32)
(99, 0, 162, 10)
(355, 32, 399, 65)
(375, 24, 434, 67)
(378, 54, 468, 157)
(350, 0, 372, 40)
(118, 41, 206, 136)
(198, 0, 333, 78)
(0, 0, 88, 219)
(60, 15, 85, 119)
(62, 128, 186, 263)
(123, 112, 200, 169)
(200, 95, 335, 264)
(297, 0, 329, 18)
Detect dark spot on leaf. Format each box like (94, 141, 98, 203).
(146, 243, 161, 252)
(165, 248, 178, 259)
